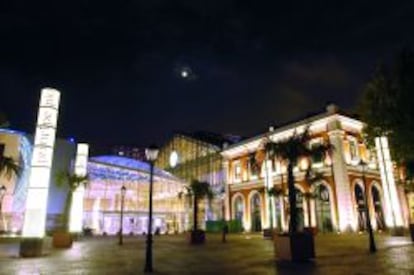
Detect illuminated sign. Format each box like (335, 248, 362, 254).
(69, 143, 89, 233)
(375, 136, 404, 227)
(22, 88, 60, 238)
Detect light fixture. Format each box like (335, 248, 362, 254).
(145, 145, 159, 162)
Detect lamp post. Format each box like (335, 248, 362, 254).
(360, 160, 377, 253)
(221, 195, 227, 243)
(0, 185, 6, 233)
(119, 185, 126, 245)
(144, 145, 159, 273)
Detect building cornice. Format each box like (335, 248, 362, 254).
(221, 113, 364, 159)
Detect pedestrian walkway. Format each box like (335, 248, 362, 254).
(0, 233, 412, 274)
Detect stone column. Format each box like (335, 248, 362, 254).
(328, 121, 355, 232)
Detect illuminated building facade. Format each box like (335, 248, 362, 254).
(221, 105, 408, 233)
(0, 128, 76, 234)
(84, 156, 187, 235)
(1, 126, 187, 236)
(156, 132, 240, 227)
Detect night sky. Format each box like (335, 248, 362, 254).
(1, 1, 413, 153)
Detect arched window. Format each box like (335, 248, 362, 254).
(250, 193, 262, 232)
(315, 184, 333, 232)
(234, 196, 244, 222)
(354, 184, 367, 231)
(371, 185, 386, 230)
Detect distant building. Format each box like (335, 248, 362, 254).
(156, 131, 241, 228)
(111, 145, 146, 161)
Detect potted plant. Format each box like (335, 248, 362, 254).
(264, 127, 332, 261)
(179, 180, 214, 244)
(53, 170, 88, 248)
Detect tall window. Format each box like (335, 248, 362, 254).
(249, 154, 259, 178)
(309, 139, 324, 166)
(234, 162, 241, 182)
(349, 138, 359, 161)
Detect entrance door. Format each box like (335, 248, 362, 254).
(316, 185, 333, 232)
(295, 189, 305, 231)
(372, 186, 386, 230)
(355, 185, 367, 231)
(274, 196, 283, 231)
(250, 193, 262, 232)
(234, 196, 244, 222)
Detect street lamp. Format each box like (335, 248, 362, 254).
(0, 185, 6, 233)
(119, 185, 126, 245)
(144, 145, 159, 273)
(360, 160, 377, 253)
(221, 194, 227, 243)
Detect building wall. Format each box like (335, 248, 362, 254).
(157, 134, 226, 225)
(0, 129, 76, 233)
(222, 112, 404, 233)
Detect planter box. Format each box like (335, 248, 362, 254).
(409, 224, 414, 242)
(274, 233, 315, 261)
(263, 229, 275, 239)
(19, 238, 44, 257)
(303, 227, 318, 235)
(390, 226, 405, 236)
(52, 232, 73, 248)
(187, 230, 205, 245)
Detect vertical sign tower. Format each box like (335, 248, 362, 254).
(20, 88, 60, 257)
(69, 143, 89, 233)
(375, 136, 404, 230)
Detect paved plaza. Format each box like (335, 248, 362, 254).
(0, 233, 413, 274)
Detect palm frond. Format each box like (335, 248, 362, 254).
(267, 186, 284, 197)
(305, 167, 324, 185)
(189, 179, 214, 201)
(55, 170, 89, 191)
(0, 156, 22, 179)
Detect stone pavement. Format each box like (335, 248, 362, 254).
(0, 233, 413, 274)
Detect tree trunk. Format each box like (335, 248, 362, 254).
(63, 190, 73, 232)
(288, 162, 297, 234)
(193, 195, 198, 232)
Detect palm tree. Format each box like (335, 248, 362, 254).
(55, 171, 88, 232)
(264, 127, 332, 234)
(0, 156, 21, 180)
(181, 180, 214, 232)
